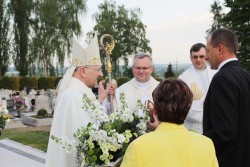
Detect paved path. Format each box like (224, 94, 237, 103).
(0, 139, 46, 167)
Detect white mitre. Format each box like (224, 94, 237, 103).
(58, 33, 101, 94)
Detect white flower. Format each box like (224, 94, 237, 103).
(137, 109, 144, 118)
(136, 121, 147, 134)
(115, 133, 126, 144)
(52, 92, 150, 167)
(51, 135, 78, 153)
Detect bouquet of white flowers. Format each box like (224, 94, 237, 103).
(52, 92, 149, 167)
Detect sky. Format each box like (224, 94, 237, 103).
(80, 0, 220, 65)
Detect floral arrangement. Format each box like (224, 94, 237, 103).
(13, 96, 26, 110)
(0, 103, 11, 136)
(52, 92, 150, 167)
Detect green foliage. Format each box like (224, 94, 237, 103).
(222, 0, 250, 72)
(55, 77, 62, 87)
(49, 65, 56, 76)
(20, 77, 38, 90)
(9, 0, 33, 76)
(47, 77, 56, 89)
(208, 0, 250, 72)
(30, 0, 88, 76)
(1, 76, 59, 90)
(0, 129, 50, 152)
(92, 0, 151, 77)
(38, 77, 56, 90)
(0, 0, 11, 78)
(117, 77, 130, 87)
(122, 67, 133, 78)
(164, 63, 175, 78)
(0, 78, 2, 88)
(37, 109, 48, 117)
(0, 77, 20, 90)
(30, 77, 38, 89)
(206, 1, 224, 34)
(9, 77, 20, 90)
(38, 77, 47, 90)
(0, 77, 9, 89)
(20, 77, 30, 90)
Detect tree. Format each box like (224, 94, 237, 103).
(207, 0, 224, 34)
(0, 0, 11, 78)
(208, 0, 250, 72)
(122, 67, 133, 78)
(222, 0, 250, 72)
(164, 63, 175, 78)
(9, 0, 34, 76)
(92, 0, 151, 78)
(30, 0, 87, 76)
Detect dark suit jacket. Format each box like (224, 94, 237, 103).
(203, 60, 250, 167)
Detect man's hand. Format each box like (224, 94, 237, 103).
(147, 114, 160, 130)
(98, 80, 115, 103)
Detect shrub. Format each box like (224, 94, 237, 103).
(55, 77, 62, 87)
(38, 77, 47, 90)
(37, 109, 48, 117)
(30, 77, 38, 89)
(20, 77, 30, 90)
(9, 77, 20, 90)
(0, 77, 10, 89)
(47, 77, 56, 89)
(117, 77, 130, 87)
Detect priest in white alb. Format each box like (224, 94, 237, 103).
(45, 33, 114, 167)
(111, 52, 159, 115)
(178, 43, 217, 134)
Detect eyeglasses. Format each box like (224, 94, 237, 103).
(84, 66, 102, 72)
(191, 55, 205, 59)
(133, 65, 152, 71)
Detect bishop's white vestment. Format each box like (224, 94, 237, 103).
(45, 78, 97, 167)
(178, 65, 217, 134)
(115, 77, 159, 111)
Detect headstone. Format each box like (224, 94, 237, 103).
(35, 95, 50, 112)
(6, 99, 19, 117)
(47, 89, 56, 109)
(1, 97, 7, 109)
(24, 96, 31, 112)
(6, 99, 15, 111)
(0, 89, 12, 99)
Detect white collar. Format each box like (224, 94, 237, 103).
(134, 78, 151, 88)
(218, 58, 238, 70)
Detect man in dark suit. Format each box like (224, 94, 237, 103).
(203, 28, 250, 167)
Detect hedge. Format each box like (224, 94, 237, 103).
(0, 76, 132, 91)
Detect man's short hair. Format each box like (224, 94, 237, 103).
(210, 28, 239, 54)
(190, 43, 206, 55)
(132, 52, 153, 65)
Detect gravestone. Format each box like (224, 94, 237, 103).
(0, 89, 12, 99)
(47, 89, 56, 109)
(6, 99, 15, 111)
(35, 95, 50, 112)
(6, 99, 20, 117)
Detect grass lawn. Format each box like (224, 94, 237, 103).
(0, 126, 50, 152)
